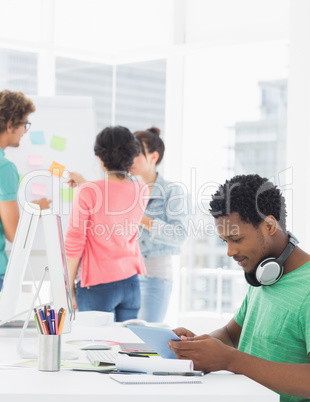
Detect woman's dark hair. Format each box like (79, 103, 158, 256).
(134, 126, 165, 165)
(94, 126, 140, 174)
(209, 174, 287, 230)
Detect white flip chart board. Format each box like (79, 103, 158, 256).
(5, 95, 101, 250)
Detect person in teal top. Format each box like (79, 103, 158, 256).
(0, 90, 51, 290)
(169, 174, 310, 402)
(0, 148, 19, 278)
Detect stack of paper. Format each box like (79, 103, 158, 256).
(115, 355, 193, 373)
(110, 374, 202, 384)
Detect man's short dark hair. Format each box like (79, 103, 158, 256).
(209, 174, 287, 230)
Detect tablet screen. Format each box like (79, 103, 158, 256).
(126, 325, 181, 359)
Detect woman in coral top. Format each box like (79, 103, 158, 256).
(65, 126, 148, 321)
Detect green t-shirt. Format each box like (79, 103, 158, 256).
(0, 148, 19, 276)
(235, 262, 310, 402)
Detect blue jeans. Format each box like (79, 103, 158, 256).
(75, 274, 140, 322)
(0, 274, 4, 291)
(138, 276, 173, 323)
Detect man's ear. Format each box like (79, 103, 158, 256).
(264, 215, 278, 236)
(6, 121, 13, 132)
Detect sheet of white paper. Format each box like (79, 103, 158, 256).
(115, 355, 193, 373)
(110, 374, 202, 384)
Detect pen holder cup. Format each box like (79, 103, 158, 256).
(38, 334, 61, 372)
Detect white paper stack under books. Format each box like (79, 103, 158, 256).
(115, 355, 193, 373)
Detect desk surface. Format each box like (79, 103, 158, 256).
(0, 322, 279, 402)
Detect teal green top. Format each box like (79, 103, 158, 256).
(0, 148, 19, 276)
(235, 262, 310, 402)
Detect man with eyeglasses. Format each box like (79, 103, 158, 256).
(0, 90, 51, 290)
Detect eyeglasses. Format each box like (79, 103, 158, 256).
(18, 121, 31, 131)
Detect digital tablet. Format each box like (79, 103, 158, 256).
(126, 325, 181, 359)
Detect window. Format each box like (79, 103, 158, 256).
(55, 58, 166, 134)
(115, 60, 166, 132)
(0, 49, 38, 94)
(55, 58, 113, 129)
(180, 40, 288, 315)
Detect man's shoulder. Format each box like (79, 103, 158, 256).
(0, 159, 18, 181)
(293, 260, 310, 278)
(0, 155, 17, 171)
(0, 156, 19, 195)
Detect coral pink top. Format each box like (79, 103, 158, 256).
(65, 179, 147, 287)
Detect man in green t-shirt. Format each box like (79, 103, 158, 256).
(0, 90, 51, 290)
(169, 174, 310, 402)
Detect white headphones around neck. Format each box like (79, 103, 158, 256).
(244, 232, 299, 287)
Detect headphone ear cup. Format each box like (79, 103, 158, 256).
(244, 233, 297, 287)
(244, 272, 262, 287)
(256, 258, 283, 286)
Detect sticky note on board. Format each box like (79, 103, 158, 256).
(49, 161, 66, 178)
(19, 174, 24, 187)
(28, 155, 43, 166)
(61, 188, 74, 202)
(51, 136, 67, 151)
(30, 131, 46, 145)
(31, 182, 47, 197)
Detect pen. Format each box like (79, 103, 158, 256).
(33, 310, 42, 334)
(46, 310, 54, 335)
(118, 351, 150, 358)
(36, 309, 46, 334)
(152, 371, 204, 376)
(50, 309, 56, 334)
(39, 309, 49, 335)
(33, 314, 39, 333)
(44, 305, 48, 321)
(34, 308, 43, 334)
(54, 310, 58, 335)
(58, 307, 64, 326)
(58, 308, 67, 334)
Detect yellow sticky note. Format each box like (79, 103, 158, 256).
(49, 161, 65, 178)
(51, 136, 67, 151)
(61, 188, 74, 202)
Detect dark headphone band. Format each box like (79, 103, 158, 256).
(245, 231, 299, 287)
(276, 231, 299, 266)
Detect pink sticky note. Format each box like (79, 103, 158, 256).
(31, 182, 47, 197)
(28, 155, 43, 166)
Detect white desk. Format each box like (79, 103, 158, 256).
(0, 322, 279, 402)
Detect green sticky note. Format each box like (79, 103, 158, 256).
(51, 135, 67, 151)
(61, 188, 74, 202)
(19, 174, 24, 187)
